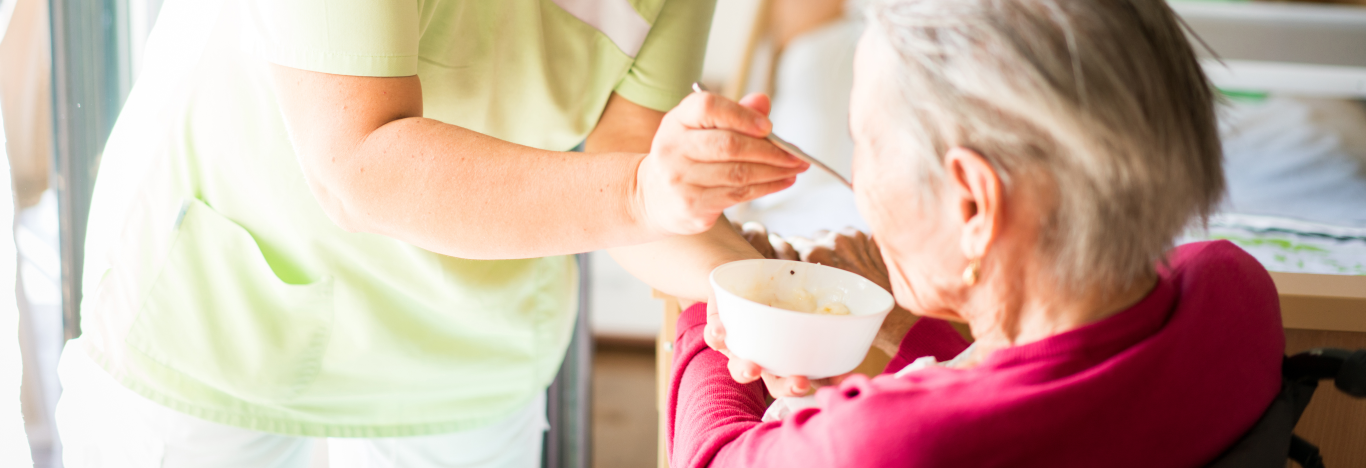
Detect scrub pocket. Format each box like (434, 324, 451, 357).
(126, 198, 333, 404)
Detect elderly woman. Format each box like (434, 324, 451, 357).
(667, 0, 1285, 466)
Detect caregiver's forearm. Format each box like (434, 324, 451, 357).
(584, 93, 764, 301)
(313, 115, 655, 259)
(272, 65, 800, 260)
(270, 65, 654, 259)
(608, 219, 763, 301)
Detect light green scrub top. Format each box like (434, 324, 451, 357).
(78, 0, 714, 437)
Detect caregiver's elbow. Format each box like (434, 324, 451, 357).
(300, 168, 371, 234)
(292, 117, 424, 235)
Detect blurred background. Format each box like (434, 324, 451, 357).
(3, 0, 1366, 467)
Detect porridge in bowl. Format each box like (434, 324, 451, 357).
(710, 259, 895, 378)
(741, 287, 851, 315)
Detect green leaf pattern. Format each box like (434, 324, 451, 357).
(1179, 214, 1366, 276)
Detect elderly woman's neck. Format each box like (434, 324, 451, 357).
(960, 273, 1158, 367)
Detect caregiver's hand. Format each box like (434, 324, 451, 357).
(703, 296, 848, 398)
(636, 92, 810, 236)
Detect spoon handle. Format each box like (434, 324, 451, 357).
(763, 133, 853, 189)
(690, 83, 852, 189)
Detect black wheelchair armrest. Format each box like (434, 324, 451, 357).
(1284, 348, 1366, 398)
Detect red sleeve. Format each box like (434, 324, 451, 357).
(666, 303, 767, 468)
(884, 318, 972, 373)
(666, 304, 972, 468)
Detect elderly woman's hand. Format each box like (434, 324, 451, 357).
(712, 221, 819, 396)
(791, 230, 919, 356)
(732, 221, 800, 261)
(788, 229, 889, 290)
(703, 295, 834, 397)
(706, 224, 912, 396)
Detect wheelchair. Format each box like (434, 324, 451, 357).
(1208, 348, 1366, 468)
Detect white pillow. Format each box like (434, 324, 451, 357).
(735, 19, 1366, 235)
(727, 18, 867, 237)
(1220, 97, 1366, 227)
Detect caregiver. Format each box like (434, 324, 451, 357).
(54, 0, 798, 466)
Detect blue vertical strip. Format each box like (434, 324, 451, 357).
(49, 0, 131, 339)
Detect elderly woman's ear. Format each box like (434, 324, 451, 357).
(943, 147, 1003, 264)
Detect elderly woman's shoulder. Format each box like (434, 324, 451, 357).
(1166, 240, 1271, 285)
(1164, 240, 1282, 336)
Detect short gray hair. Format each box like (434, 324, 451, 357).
(865, 0, 1224, 295)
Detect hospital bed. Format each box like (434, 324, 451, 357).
(1174, 3, 1366, 463)
(653, 1, 1366, 466)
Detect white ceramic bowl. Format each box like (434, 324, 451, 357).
(710, 259, 896, 379)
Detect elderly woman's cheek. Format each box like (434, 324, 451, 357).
(851, 163, 879, 229)
(885, 255, 926, 314)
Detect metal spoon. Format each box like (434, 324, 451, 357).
(691, 83, 853, 189)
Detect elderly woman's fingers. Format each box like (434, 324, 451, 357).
(831, 230, 890, 290)
(760, 372, 812, 398)
(739, 222, 776, 259)
(769, 233, 800, 261)
(728, 357, 764, 384)
(705, 296, 764, 386)
(800, 244, 840, 269)
(811, 374, 850, 388)
(740, 221, 768, 237)
(787, 235, 834, 266)
(785, 236, 814, 260)
(704, 298, 728, 354)
(866, 235, 887, 274)
(780, 229, 898, 295)
(836, 228, 873, 265)
(832, 232, 868, 264)
(707, 293, 792, 386)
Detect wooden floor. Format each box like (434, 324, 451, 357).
(1284, 329, 1366, 468)
(592, 343, 658, 468)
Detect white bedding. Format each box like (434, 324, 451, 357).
(1220, 97, 1366, 227)
(733, 16, 1366, 251)
(1182, 214, 1366, 276)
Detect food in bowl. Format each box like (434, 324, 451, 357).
(740, 287, 851, 315)
(816, 301, 851, 315)
(710, 259, 895, 378)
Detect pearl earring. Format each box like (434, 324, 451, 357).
(962, 258, 981, 286)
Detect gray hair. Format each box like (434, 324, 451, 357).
(865, 0, 1224, 295)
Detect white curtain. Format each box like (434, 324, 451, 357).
(0, 45, 35, 467)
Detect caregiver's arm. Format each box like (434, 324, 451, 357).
(270, 65, 806, 260)
(586, 92, 766, 301)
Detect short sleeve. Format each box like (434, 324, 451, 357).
(243, 0, 421, 77)
(614, 0, 718, 112)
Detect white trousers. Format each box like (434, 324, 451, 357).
(55, 340, 548, 468)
